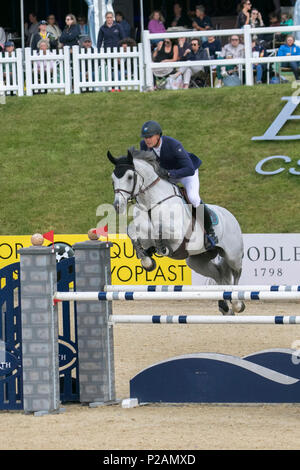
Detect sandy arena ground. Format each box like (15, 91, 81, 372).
(1, 300, 300, 450)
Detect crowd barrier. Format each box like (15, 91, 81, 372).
(1, 232, 300, 414)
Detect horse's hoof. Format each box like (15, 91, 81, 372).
(218, 300, 235, 316)
(142, 257, 156, 272)
(232, 300, 246, 313)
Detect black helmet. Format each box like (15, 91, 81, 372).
(141, 120, 162, 138)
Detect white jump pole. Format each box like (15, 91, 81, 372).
(109, 315, 300, 324)
(105, 285, 300, 292)
(54, 291, 300, 302)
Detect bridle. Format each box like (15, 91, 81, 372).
(113, 165, 161, 203)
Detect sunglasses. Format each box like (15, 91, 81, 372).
(231, 38, 239, 41)
(191, 42, 198, 45)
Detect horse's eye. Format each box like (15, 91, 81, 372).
(128, 174, 133, 180)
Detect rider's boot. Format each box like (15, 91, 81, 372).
(203, 203, 218, 250)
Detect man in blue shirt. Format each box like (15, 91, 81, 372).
(278, 35, 300, 80)
(140, 120, 218, 249)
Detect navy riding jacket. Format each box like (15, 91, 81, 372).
(140, 136, 201, 180)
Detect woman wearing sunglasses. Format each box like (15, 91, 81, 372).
(59, 14, 81, 48)
(236, 0, 251, 28)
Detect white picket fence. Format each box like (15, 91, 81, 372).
(0, 44, 144, 96)
(0, 49, 24, 96)
(1, 24, 300, 97)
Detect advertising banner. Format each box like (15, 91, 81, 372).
(0, 234, 299, 286)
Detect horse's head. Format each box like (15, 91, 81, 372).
(107, 149, 139, 214)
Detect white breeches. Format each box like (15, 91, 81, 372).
(177, 65, 204, 85)
(176, 169, 201, 207)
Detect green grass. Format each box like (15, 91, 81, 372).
(0, 83, 299, 234)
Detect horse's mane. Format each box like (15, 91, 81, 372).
(129, 146, 160, 173)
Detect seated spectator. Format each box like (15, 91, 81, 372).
(60, 14, 81, 48)
(148, 10, 166, 47)
(168, 2, 191, 28)
(177, 37, 191, 59)
(173, 38, 209, 89)
(269, 12, 280, 27)
(77, 16, 89, 36)
(97, 11, 125, 50)
(202, 35, 222, 58)
(79, 35, 92, 50)
(250, 8, 264, 28)
(47, 14, 62, 46)
(115, 11, 131, 38)
(280, 12, 293, 30)
(36, 39, 55, 77)
(25, 12, 39, 46)
(215, 35, 245, 87)
(0, 26, 6, 48)
(252, 37, 266, 84)
(3, 41, 15, 90)
(277, 34, 300, 80)
(31, 20, 57, 51)
(152, 38, 179, 88)
(236, 0, 251, 28)
(118, 37, 137, 51)
(192, 5, 212, 42)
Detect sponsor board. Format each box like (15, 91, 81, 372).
(0, 234, 299, 285)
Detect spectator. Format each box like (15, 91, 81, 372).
(118, 37, 137, 51)
(115, 11, 131, 38)
(202, 35, 222, 58)
(250, 8, 264, 28)
(31, 20, 57, 51)
(47, 14, 62, 44)
(215, 35, 245, 87)
(168, 2, 191, 28)
(278, 13, 294, 41)
(79, 35, 92, 49)
(268, 12, 280, 27)
(60, 14, 81, 48)
(3, 41, 15, 91)
(148, 10, 166, 47)
(152, 38, 179, 88)
(36, 39, 55, 78)
(236, 1, 251, 28)
(97, 11, 125, 50)
(278, 34, 300, 80)
(0, 27, 6, 48)
(77, 16, 89, 36)
(174, 38, 209, 89)
(252, 37, 266, 84)
(192, 5, 212, 39)
(177, 37, 191, 59)
(25, 12, 39, 46)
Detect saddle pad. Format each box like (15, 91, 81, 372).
(208, 208, 219, 226)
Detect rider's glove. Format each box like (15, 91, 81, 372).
(157, 167, 170, 180)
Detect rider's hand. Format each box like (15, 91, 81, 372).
(157, 167, 170, 180)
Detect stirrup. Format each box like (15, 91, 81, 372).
(204, 232, 218, 250)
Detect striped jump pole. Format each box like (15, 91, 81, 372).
(109, 315, 300, 324)
(105, 285, 300, 292)
(54, 290, 300, 302)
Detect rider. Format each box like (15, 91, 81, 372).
(139, 120, 218, 250)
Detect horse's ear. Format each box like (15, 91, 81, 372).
(127, 149, 133, 165)
(107, 151, 117, 165)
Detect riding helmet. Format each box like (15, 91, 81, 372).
(141, 120, 162, 138)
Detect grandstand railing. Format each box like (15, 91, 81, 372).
(143, 24, 300, 88)
(0, 49, 24, 96)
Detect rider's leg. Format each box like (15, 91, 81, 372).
(180, 170, 218, 249)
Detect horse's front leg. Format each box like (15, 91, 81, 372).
(127, 210, 157, 272)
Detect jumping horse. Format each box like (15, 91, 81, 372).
(107, 148, 245, 315)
